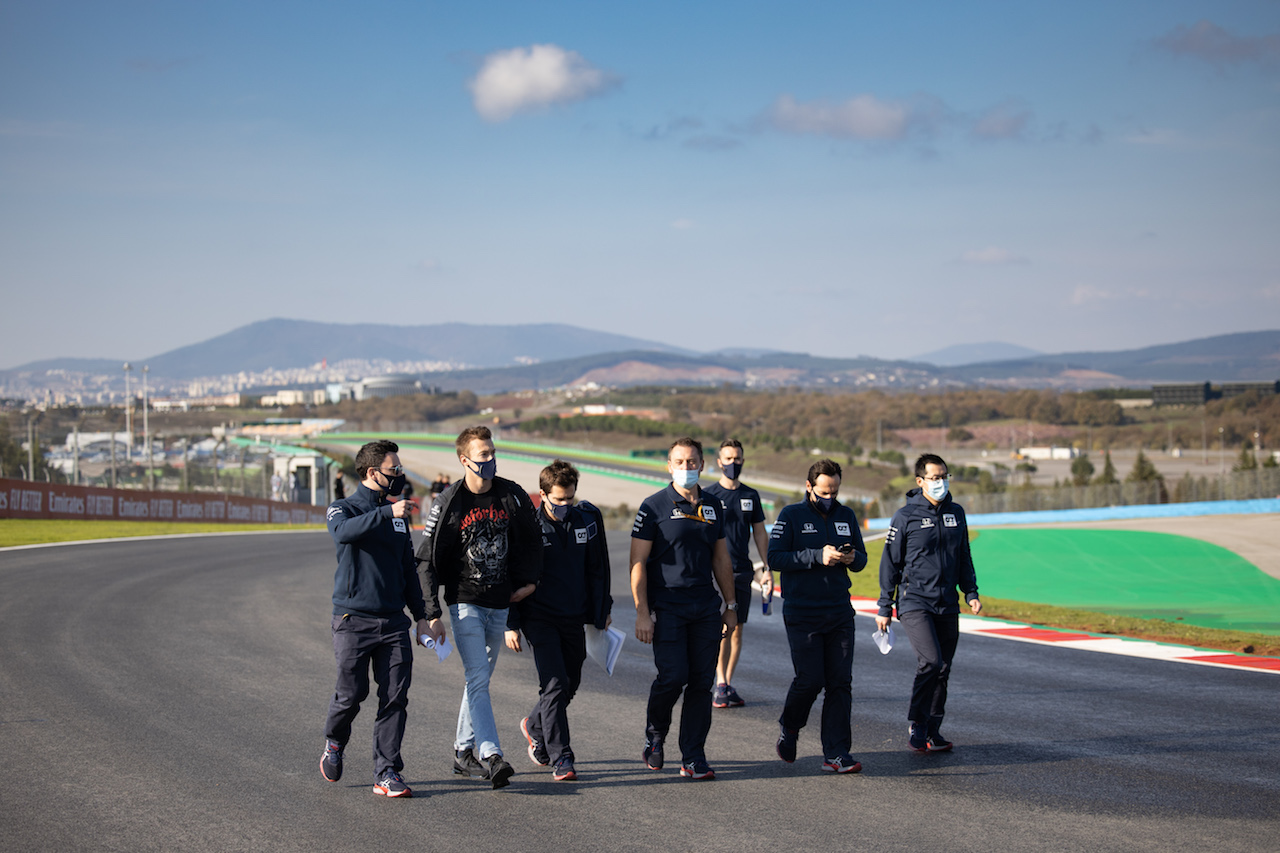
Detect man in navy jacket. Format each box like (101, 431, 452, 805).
(877, 453, 982, 753)
(505, 460, 612, 782)
(320, 440, 442, 798)
(767, 457, 866, 774)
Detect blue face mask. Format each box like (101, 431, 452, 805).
(812, 493, 835, 513)
(467, 457, 497, 480)
(721, 461, 742, 480)
(548, 501, 570, 521)
(672, 468, 700, 489)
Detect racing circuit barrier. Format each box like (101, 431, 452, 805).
(0, 477, 327, 525)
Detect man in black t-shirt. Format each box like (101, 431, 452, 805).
(415, 426, 541, 789)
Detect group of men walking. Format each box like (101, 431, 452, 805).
(318, 430, 980, 797)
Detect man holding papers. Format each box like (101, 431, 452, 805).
(505, 460, 613, 782)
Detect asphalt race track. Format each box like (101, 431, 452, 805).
(2, 531, 1277, 853)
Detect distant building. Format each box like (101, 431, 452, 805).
(1152, 383, 1210, 406)
(1221, 381, 1279, 398)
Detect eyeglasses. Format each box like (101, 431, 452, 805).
(379, 465, 405, 476)
(921, 474, 949, 482)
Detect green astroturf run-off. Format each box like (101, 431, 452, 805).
(969, 529, 1280, 636)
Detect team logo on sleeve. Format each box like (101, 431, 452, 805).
(886, 526, 899, 542)
(740, 499, 754, 512)
(575, 528, 588, 544)
(326, 506, 344, 520)
(769, 519, 787, 539)
(943, 514, 957, 527)
(835, 522, 851, 536)
(586, 520, 598, 539)
(632, 508, 648, 533)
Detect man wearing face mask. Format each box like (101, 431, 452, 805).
(321, 440, 443, 798)
(504, 460, 612, 782)
(767, 458, 867, 774)
(877, 453, 981, 753)
(414, 426, 541, 789)
(631, 437, 738, 781)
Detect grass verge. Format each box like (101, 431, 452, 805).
(0, 519, 323, 548)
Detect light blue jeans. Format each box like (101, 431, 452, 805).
(449, 602, 508, 759)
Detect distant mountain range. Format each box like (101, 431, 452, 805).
(3, 320, 1278, 396)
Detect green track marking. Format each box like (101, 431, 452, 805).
(971, 529, 1280, 635)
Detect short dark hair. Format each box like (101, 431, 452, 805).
(539, 459, 579, 493)
(355, 440, 399, 480)
(915, 453, 948, 478)
(718, 438, 743, 453)
(806, 458, 842, 485)
(456, 425, 493, 457)
(669, 436, 703, 461)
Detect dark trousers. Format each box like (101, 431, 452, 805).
(323, 612, 413, 778)
(780, 605, 855, 758)
(523, 617, 587, 764)
(898, 610, 960, 727)
(646, 596, 722, 763)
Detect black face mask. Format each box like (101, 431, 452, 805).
(721, 461, 742, 480)
(375, 470, 406, 496)
(811, 493, 835, 513)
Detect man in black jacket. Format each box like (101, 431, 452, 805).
(767, 458, 867, 774)
(877, 453, 981, 753)
(505, 460, 612, 782)
(320, 440, 443, 798)
(415, 426, 541, 789)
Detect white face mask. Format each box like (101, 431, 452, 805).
(672, 469, 700, 489)
(924, 477, 949, 501)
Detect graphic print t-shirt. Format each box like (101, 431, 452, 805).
(454, 487, 512, 609)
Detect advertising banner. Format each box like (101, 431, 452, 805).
(0, 478, 327, 525)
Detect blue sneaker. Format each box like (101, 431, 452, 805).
(776, 724, 799, 763)
(552, 757, 577, 781)
(712, 684, 730, 708)
(643, 736, 664, 770)
(521, 717, 549, 766)
(723, 685, 745, 707)
(679, 758, 716, 780)
(320, 740, 343, 782)
(908, 722, 929, 752)
(822, 753, 863, 774)
(372, 770, 411, 798)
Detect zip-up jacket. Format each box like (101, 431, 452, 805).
(508, 500, 612, 632)
(327, 483, 427, 621)
(768, 497, 867, 610)
(414, 476, 542, 621)
(877, 488, 979, 618)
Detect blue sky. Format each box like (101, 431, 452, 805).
(2, 0, 1278, 369)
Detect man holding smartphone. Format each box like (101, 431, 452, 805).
(767, 458, 867, 774)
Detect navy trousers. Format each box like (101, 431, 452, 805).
(523, 617, 588, 764)
(898, 609, 960, 727)
(780, 605, 855, 758)
(323, 612, 413, 778)
(646, 596, 722, 763)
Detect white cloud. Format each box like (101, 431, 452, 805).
(670, 219, 695, 230)
(1069, 285, 1116, 306)
(767, 93, 914, 140)
(958, 247, 1027, 266)
(1155, 20, 1280, 66)
(468, 44, 617, 122)
(972, 101, 1031, 140)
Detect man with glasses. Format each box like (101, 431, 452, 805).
(767, 458, 867, 774)
(415, 426, 542, 788)
(630, 437, 738, 781)
(877, 453, 982, 753)
(320, 440, 443, 798)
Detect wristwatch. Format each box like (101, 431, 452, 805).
(726, 602, 738, 611)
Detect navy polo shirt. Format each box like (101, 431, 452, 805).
(631, 483, 725, 605)
(702, 481, 765, 577)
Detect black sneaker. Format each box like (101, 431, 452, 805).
(926, 732, 954, 752)
(723, 685, 745, 707)
(679, 757, 716, 780)
(822, 753, 863, 774)
(452, 748, 491, 779)
(552, 757, 577, 781)
(908, 723, 929, 752)
(643, 736, 664, 770)
(320, 740, 343, 782)
(776, 724, 798, 763)
(486, 753, 514, 789)
(711, 684, 729, 709)
(521, 716, 549, 766)
(372, 770, 412, 798)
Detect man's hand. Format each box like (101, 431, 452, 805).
(722, 607, 738, 636)
(874, 615, 891, 632)
(759, 568, 773, 597)
(417, 617, 445, 645)
(821, 545, 845, 566)
(968, 598, 983, 616)
(635, 610, 655, 645)
(509, 583, 536, 603)
(504, 630, 523, 652)
(392, 500, 411, 519)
